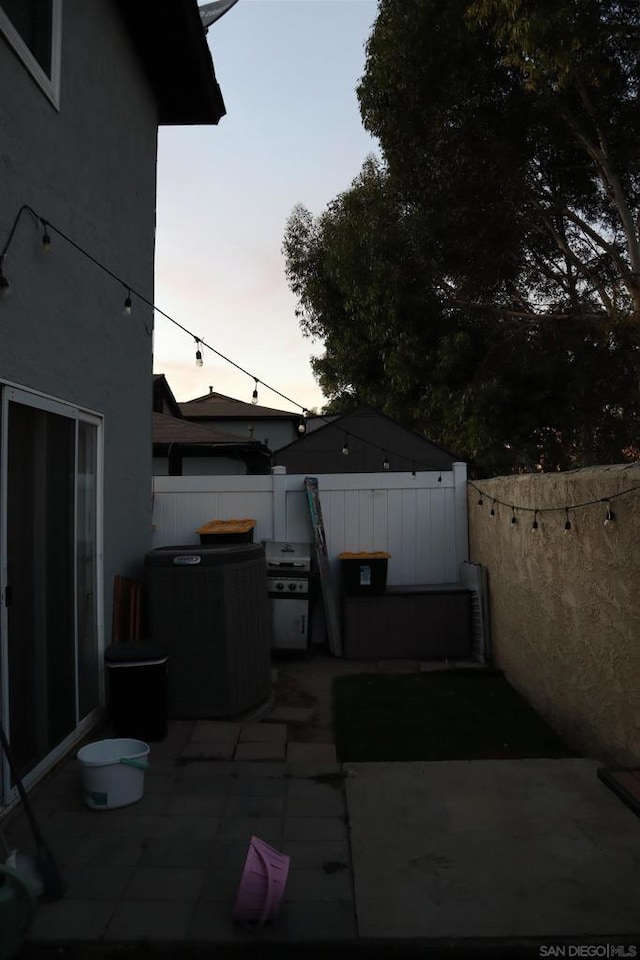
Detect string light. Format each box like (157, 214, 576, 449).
(3, 202, 639, 492)
(195, 338, 203, 368)
(0, 203, 475, 474)
(297, 415, 306, 435)
(412, 461, 417, 478)
(469, 480, 638, 536)
(342, 436, 350, 456)
(511, 507, 517, 525)
(40, 218, 51, 251)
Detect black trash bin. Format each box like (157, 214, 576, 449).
(104, 642, 168, 741)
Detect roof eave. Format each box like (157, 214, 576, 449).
(117, 0, 226, 126)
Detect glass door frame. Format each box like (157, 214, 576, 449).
(0, 382, 104, 805)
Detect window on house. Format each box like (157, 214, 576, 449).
(0, 0, 61, 106)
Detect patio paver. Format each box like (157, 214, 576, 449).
(14, 655, 640, 951)
(28, 900, 118, 941)
(105, 899, 195, 941)
(238, 721, 288, 743)
(287, 741, 340, 778)
(234, 740, 287, 761)
(265, 706, 317, 725)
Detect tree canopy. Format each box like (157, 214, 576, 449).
(283, 0, 640, 474)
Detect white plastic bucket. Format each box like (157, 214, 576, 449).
(77, 738, 150, 810)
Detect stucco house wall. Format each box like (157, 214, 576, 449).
(1, 1, 157, 639)
(468, 465, 640, 764)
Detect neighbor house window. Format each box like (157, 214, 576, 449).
(0, 0, 62, 107)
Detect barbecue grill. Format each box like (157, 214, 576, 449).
(265, 541, 312, 651)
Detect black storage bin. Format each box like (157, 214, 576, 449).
(105, 642, 168, 741)
(339, 552, 390, 596)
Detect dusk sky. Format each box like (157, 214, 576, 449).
(153, 0, 380, 413)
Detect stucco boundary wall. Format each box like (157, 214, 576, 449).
(468, 464, 640, 765)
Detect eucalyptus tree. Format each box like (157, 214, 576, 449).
(284, 0, 640, 473)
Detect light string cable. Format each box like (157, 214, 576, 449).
(3, 203, 640, 495)
(0, 203, 448, 473)
(468, 478, 640, 520)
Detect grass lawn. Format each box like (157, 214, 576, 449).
(332, 668, 577, 762)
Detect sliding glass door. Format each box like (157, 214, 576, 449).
(0, 386, 102, 796)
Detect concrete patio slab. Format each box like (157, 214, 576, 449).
(285, 866, 353, 902)
(190, 720, 242, 741)
(285, 780, 347, 818)
(283, 816, 349, 843)
(179, 740, 238, 760)
(224, 794, 286, 818)
(239, 722, 288, 744)
(105, 899, 195, 940)
(347, 758, 640, 939)
(287, 741, 339, 778)
(280, 839, 351, 869)
(265, 706, 317, 725)
(234, 740, 287, 761)
(181, 726, 240, 760)
(27, 900, 118, 941)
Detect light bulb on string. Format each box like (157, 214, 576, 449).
(604, 501, 615, 525)
(532, 510, 539, 531)
(564, 508, 572, 533)
(40, 218, 51, 251)
(297, 414, 306, 435)
(490, 500, 496, 517)
(383, 454, 390, 470)
(412, 462, 417, 478)
(342, 436, 350, 456)
(511, 507, 517, 525)
(477, 494, 483, 506)
(123, 288, 132, 316)
(438, 471, 442, 483)
(252, 379, 259, 404)
(195, 339, 203, 368)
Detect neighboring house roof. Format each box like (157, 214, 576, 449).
(153, 374, 182, 418)
(274, 406, 463, 474)
(181, 390, 302, 421)
(116, 0, 226, 124)
(153, 413, 263, 448)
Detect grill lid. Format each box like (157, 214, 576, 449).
(265, 540, 311, 571)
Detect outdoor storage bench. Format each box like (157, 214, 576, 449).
(342, 583, 472, 660)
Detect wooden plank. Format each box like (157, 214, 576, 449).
(304, 477, 342, 657)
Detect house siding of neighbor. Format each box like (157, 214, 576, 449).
(180, 389, 302, 451)
(0, 1, 225, 794)
(152, 376, 271, 475)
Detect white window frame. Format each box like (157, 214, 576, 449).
(0, 0, 62, 109)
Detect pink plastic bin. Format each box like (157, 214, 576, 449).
(233, 836, 290, 927)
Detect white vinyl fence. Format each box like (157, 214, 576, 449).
(151, 463, 469, 586)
